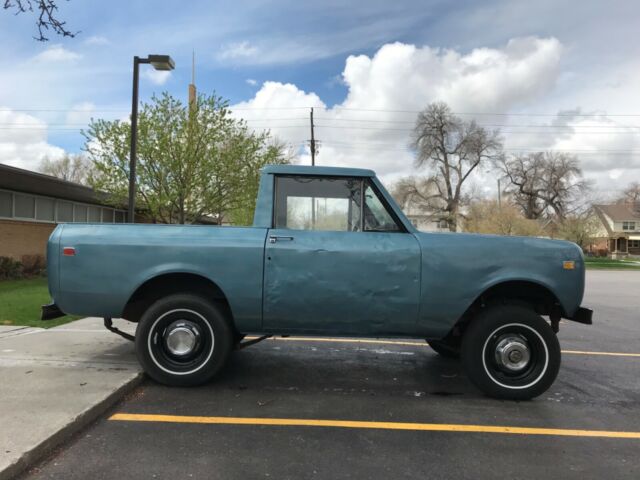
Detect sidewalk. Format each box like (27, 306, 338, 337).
(0, 318, 142, 480)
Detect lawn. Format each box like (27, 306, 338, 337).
(0, 277, 79, 328)
(584, 257, 640, 270)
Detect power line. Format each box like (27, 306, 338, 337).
(317, 141, 640, 155)
(3, 123, 640, 134)
(315, 117, 640, 129)
(5, 105, 640, 117)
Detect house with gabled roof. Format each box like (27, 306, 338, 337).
(593, 203, 640, 258)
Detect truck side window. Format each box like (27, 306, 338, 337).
(363, 183, 401, 232)
(274, 176, 362, 231)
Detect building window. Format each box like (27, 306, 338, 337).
(0, 191, 12, 217)
(14, 194, 35, 219)
(57, 201, 74, 222)
(622, 221, 636, 231)
(36, 197, 55, 221)
(630, 240, 640, 249)
(102, 208, 114, 223)
(0, 188, 125, 224)
(88, 206, 101, 222)
(74, 205, 88, 222)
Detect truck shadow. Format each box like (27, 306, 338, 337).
(215, 339, 475, 399)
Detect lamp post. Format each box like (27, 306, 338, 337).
(128, 54, 175, 223)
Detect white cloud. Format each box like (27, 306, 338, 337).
(340, 37, 562, 113)
(65, 102, 96, 126)
(246, 78, 258, 86)
(142, 69, 171, 86)
(33, 45, 81, 63)
(0, 109, 65, 171)
(84, 35, 110, 46)
(217, 41, 258, 61)
(231, 37, 565, 182)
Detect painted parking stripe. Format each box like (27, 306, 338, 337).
(561, 349, 640, 358)
(251, 336, 640, 358)
(109, 413, 640, 439)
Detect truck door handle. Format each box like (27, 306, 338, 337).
(269, 235, 294, 243)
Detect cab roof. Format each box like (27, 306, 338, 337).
(262, 164, 375, 177)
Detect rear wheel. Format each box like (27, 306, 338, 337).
(461, 305, 560, 400)
(135, 293, 233, 387)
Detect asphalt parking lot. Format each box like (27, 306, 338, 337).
(23, 270, 640, 480)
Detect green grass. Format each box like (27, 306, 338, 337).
(584, 257, 640, 270)
(0, 277, 79, 328)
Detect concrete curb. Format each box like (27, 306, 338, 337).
(1, 372, 144, 480)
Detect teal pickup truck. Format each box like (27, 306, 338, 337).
(42, 165, 592, 399)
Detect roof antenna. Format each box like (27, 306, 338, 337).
(188, 49, 196, 109)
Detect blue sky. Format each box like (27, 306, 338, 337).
(1, 0, 639, 195)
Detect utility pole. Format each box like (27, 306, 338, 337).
(309, 107, 317, 227)
(497, 178, 502, 209)
(309, 107, 316, 166)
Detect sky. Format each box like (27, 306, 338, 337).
(0, 0, 639, 200)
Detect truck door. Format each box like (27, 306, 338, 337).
(263, 174, 421, 335)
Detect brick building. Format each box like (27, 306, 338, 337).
(0, 164, 127, 260)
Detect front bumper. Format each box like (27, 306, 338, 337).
(567, 306, 593, 325)
(41, 302, 65, 321)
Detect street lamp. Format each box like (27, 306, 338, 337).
(128, 54, 175, 223)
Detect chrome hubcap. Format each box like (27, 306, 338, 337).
(494, 335, 530, 372)
(165, 321, 199, 356)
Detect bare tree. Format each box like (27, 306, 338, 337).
(617, 182, 640, 206)
(393, 176, 445, 221)
(393, 175, 479, 227)
(39, 154, 92, 185)
(498, 151, 590, 221)
(3, 0, 76, 41)
(410, 102, 503, 231)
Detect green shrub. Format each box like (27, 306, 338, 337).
(0, 256, 23, 280)
(21, 255, 46, 277)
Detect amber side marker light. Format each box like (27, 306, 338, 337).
(563, 261, 575, 270)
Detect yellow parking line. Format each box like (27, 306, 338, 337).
(561, 350, 640, 358)
(251, 336, 640, 358)
(109, 413, 640, 439)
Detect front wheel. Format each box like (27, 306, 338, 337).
(461, 305, 561, 400)
(135, 293, 233, 387)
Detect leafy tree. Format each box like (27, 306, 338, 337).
(3, 0, 76, 41)
(410, 102, 503, 231)
(39, 153, 93, 185)
(497, 151, 590, 221)
(85, 92, 291, 225)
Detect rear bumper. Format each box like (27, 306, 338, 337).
(567, 306, 593, 325)
(41, 302, 66, 321)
